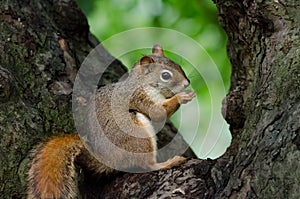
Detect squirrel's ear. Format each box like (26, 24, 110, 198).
(152, 44, 164, 57)
(137, 56, 154, 75)
(139, 55, 154, 66)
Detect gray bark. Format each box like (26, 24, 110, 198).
(0, 0, 126, 197)
(215, 1, 300, 198)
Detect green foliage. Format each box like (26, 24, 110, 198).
(77, 0, 231, 159)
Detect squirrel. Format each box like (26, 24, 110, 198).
(27, 44, 196, 199)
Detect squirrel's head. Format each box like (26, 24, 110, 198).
(132, 44, 190, 98)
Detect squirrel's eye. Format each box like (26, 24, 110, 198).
(160, 70, 173, 82)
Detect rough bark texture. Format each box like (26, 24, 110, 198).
(216, 1, 300, 198)
(1, 0, 299, 198)
(0, 1, 112, 197)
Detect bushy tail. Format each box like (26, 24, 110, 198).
(27, 133, 84, 199)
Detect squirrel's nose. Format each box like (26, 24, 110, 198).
(183, 79, 190, 88)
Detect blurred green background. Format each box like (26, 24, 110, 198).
(77, 0, 231, 159)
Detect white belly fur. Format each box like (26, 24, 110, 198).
(136, 112, 157, 153)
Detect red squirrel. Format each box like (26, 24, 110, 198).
(27, 45, 195, 198)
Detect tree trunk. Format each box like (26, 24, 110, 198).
(0, 1, 104, 197)
(0, 0, 299, 199)
(215, 1, 300, 198)
(0, 0, 126, 197)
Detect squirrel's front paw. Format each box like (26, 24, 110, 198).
(176, 90, 196, 104)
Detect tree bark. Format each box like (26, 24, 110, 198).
(0, 0, 125, 197)
(0, 1, 103, 197)
(1, 0, 299, 199)
(216, 1, 300, 198)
